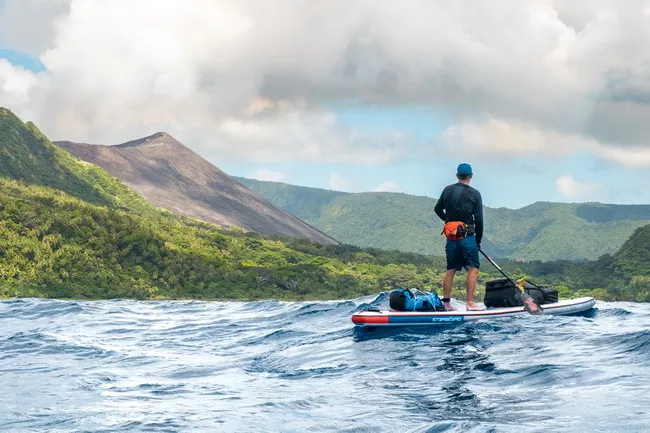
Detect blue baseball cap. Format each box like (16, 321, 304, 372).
(457, 163, 473, 175)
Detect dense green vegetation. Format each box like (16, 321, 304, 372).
(497, 248, 649, 302)
(0, 178, 458, 300)
(614, 224, 650, 276)
(0, 108, 478, 301)
(237, 177, 650, 262)
(0, 107, 647, 303)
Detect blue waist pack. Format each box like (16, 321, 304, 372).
(389, 288, 444, 311)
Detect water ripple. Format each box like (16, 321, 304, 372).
(0, 297, 649, 432)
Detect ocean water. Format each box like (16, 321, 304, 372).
(0, 295, 648, 433)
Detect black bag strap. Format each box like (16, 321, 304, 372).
(449, 185, 464, 220)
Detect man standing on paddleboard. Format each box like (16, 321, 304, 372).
(434, 163, 485, 311)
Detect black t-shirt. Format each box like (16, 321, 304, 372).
(434, 182, 484, 244)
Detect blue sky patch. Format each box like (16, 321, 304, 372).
(332, 104, 451, 140)
(0, 49, 46, 72)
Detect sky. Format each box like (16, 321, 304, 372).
(0, 0, 649, 209)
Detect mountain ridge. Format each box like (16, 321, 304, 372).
(237, 178, 649, 212)
(55, 134, 338, 245)
(0, 107, 443, 301)
(236, 177, 650, 261)
(0, 107, 157, 214)
(0, 107, 647, 302)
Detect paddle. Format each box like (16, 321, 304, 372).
(478, 247, 543, 315)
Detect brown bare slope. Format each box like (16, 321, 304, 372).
(55, 133, 338, 245)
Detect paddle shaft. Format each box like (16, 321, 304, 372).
(478, 248, 519, 287)
(478, 247, 543, 314)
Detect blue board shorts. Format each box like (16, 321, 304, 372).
(445, 234, 480, 271)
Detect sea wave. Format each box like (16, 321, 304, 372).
(0, 296, 648, 432)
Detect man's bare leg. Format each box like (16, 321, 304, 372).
(465, 266, 484, 310)
(442, 269, 457, 311)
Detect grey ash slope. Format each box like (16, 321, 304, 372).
(55, 133, 338, 245)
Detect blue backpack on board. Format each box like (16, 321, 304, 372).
(389, 288, 445, 312)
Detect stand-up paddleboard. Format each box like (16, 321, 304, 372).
(351, 297, 596, 327)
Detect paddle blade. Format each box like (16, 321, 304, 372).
(521, 291, 543, 315)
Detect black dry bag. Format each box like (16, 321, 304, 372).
(484, 279, 559, 308)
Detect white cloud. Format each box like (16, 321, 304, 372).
(249, 168, 288, 182)
(438, 117, 585, 158)
(374, 181, 402, 192)
(0, 0, 649, 168)
(555, 175, 607, 200)
(0, 0, 70, 55)
(212, 100, 412, 164)
(438, 117, 650, 168)
(592, 143, 650, 168)
(0, 59, 38, 105)
(328, 172, 348, 191)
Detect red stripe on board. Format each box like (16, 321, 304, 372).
(351, 315, 389, 324)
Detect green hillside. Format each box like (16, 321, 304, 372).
(0, 108, 453, 301)
(1, 107, 647, 303)
(503, 223, 650, 302)
(0, 178, 454, 300)
(237, 178, 650, 261)
(611, 224, 650, 300)
(0, 108, 155, 215)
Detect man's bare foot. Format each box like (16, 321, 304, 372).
(443, 301, 457, 311)
(466, 302, 486, 311)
